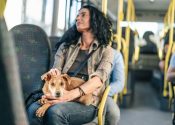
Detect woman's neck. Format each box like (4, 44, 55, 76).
(80, 32, 94, 50)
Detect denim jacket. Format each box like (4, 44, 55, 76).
(53, 38, 114, 106)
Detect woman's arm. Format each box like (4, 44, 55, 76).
(81, 46, 114, 94)
(80, 76, 102, 94)
(52, 43, 67, 71)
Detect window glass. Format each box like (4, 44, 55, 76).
(26, 0, 42, 22)
(4, 0, 23, 30)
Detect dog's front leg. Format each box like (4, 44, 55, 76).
(36, 103, 51, 117)
(38, 98, 48, 105)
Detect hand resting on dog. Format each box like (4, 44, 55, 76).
(36, 73, 94, 117)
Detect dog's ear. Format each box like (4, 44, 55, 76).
(46, 74, 52, 81)
(61, 74, 71, 85)
(41, 72, 52, 81)
(41, 72, 48, 80)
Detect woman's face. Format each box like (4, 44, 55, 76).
(76, 8, 90, 32)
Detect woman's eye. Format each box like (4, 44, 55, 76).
(76, 14, 79, 18)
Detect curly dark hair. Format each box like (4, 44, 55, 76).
(57, 5, 112, 49)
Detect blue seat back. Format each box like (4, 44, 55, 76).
(10, 24, 51, 101)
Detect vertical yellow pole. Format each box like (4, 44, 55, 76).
(131, 0, 139, 63)
(0, 0, 6, 17)
(102, 0, 108, 15)
(123, 0, 132, 95)
(167, 3, 172, 27)
(99, 1, 108, 125)
(117, 0, 123, 51)
(164, 13, 167, 26)
(163, 0, 174, 97)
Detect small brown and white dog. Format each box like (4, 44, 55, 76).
(36, 73, 93, 117)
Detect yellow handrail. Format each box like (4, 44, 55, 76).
(163, 0, 175, 97)
(123, 0, 132, 95)
(132, 46, 140, 64)
(102, 0, 108, 16)
(98, 1, 109, 125)
(113, 93, 118, 103)
(0, 0, 6, 17)
(98, 86, 110, 125)
(117, 0, 124, 51)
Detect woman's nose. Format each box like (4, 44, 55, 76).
(76, 15, 80, 21)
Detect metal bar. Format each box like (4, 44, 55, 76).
(163, 0, 175, 97)
(123, 0, 132, 95)
(41, 0, 47, 22)
(101, 0, 107, 15)
(117, 0, 124, 51)
(0, 0, 6, 17)
(51, 0, 59, 36)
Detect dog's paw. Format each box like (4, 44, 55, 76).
(38, 98, 48, 105)
(36, 107, 46, 117)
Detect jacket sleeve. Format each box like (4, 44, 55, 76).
(89, 46, 114, 83)
(52, 43, 67, 72)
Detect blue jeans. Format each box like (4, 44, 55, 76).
(105, 97, 120, 125)
(27, 101, 97, 125)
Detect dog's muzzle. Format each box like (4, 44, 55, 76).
(56, 91, 61, 97)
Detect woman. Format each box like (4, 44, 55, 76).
(27, 5, 114, 125)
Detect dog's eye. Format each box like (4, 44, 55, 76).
(51, 82, 55, 86)
(60, 82, 64, 86)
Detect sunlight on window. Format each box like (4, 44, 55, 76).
(70, 1, 81, 26)
(57, 0, 66, 30)
(4, 0, 22, 30)
(57, 0, 81, 30)
(45, 0, 54, 25)
(121, 21, 163, 38)
(26, 0, 42, 22)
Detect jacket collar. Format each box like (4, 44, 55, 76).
(72, 37, 99, 50)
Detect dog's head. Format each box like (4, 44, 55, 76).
(41, 73, 71, 98)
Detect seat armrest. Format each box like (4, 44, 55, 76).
(98, 86, 110, 125)
(113, 94, 118, 103)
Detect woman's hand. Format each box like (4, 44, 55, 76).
(48, 68, 61, 76)
(41, 68, 60, 80)
(44, 89, 80, 105)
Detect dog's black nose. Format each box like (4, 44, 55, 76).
(56, 92, 61, 97)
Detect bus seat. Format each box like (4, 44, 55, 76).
(49, 36, 60, 67)
(0, 18, 28, 125)
(10, 24, 51, 102)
